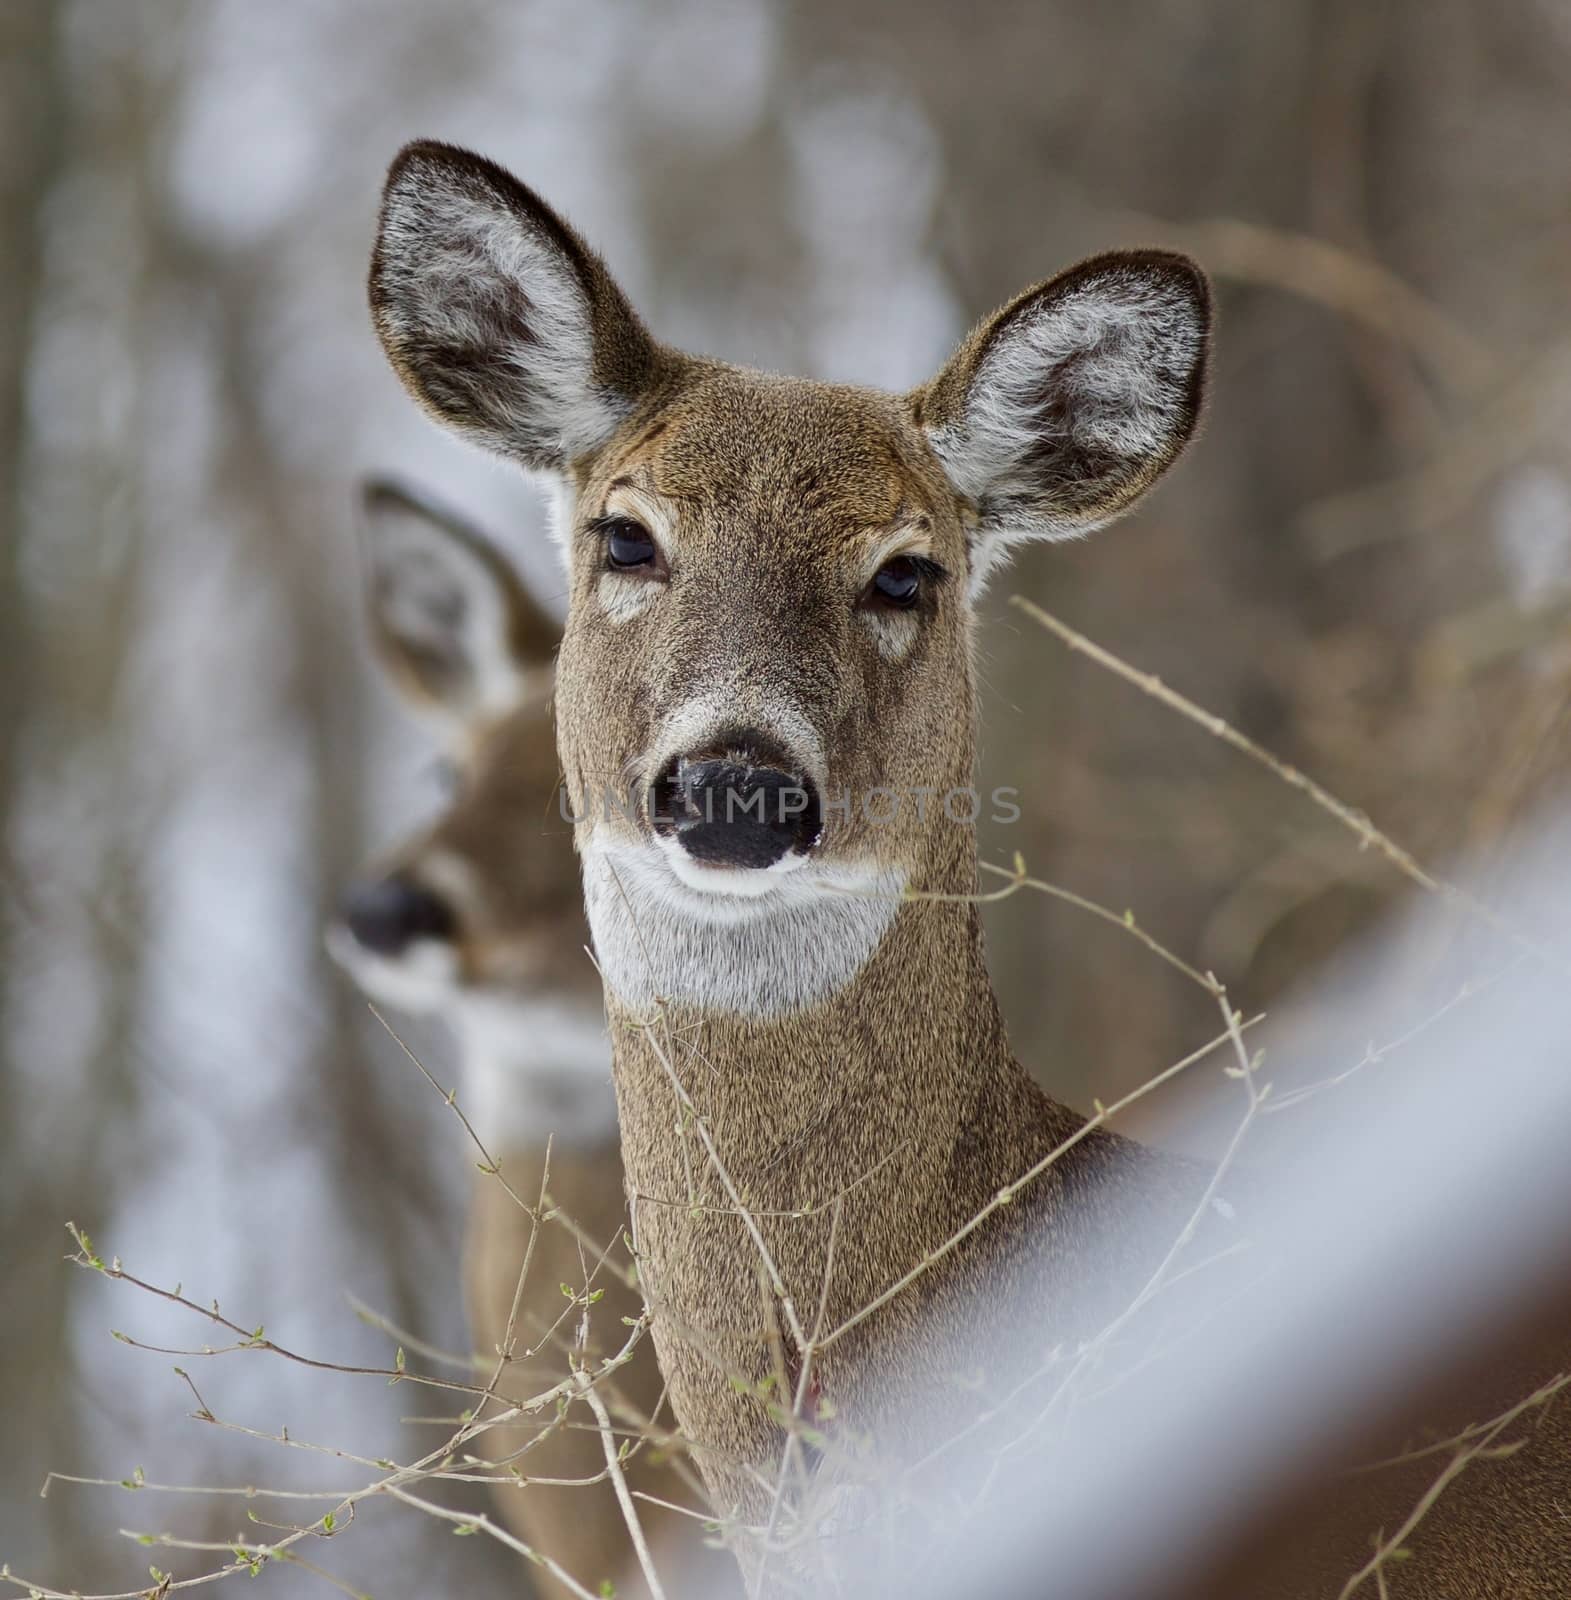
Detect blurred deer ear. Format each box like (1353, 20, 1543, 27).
(914, 251, 1210, 595)
(370, 140, 659, 475)
(358, 478, 559, 729)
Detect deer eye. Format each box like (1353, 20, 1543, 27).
(600, 517, 658, 571)
(862, 554, 943, 611)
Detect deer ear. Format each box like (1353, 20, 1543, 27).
(914, 251, 1210, 595)
(358, 478, 559, 729)
(370, 141, 658, 475)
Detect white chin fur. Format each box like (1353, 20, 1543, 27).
(455, 996, 617, 1150)
(327, 926, 617, 1148)
(656, 832, 810, 902)
(583, 837, 906, 1017)
(325, 926, 460, 1015)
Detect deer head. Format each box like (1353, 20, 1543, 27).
(369, 141, 1209, 1022)
(327, 477, 608, 1144)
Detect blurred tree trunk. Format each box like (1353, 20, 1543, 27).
(0, 9, 54, 808)
(0, 1, 79, 1575)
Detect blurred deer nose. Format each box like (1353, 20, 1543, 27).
(652, 736, 823, 870)
(340, 875, 457, 956)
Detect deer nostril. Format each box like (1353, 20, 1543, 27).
(652, 737, 823, 871)
(340, 875, 457, 956)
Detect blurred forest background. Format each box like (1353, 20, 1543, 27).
(4, 0, 1571, 1594)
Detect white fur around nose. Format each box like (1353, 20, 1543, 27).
(325, 925, 461, 1016)
(378, 168, 631, 466)
(650, 691, 828, 801)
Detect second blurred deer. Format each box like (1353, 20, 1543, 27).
(328, 479, 724, 1600)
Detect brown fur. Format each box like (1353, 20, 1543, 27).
(367, 142, 1571, 1595)
(556, 371, 1213, 1538)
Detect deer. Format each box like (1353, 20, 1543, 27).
(327, 478, 734, 1600)
(363, 140, 1571, 1596)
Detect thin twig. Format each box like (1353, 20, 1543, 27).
(577, 1364, 668, 1600)
(1337, 1371, 1571, 1599)
(817, 1016, 1259, 1354)
(1010, 596, 1565, 975)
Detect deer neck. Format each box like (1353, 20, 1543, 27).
(588, 816, 1081, 1309)
(582, 772, 1111, 1529)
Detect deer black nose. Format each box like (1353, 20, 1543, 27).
(652, 737, 822, 871)
(340, 874, 457, 956)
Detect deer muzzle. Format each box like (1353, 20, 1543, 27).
(650, 736, 823, 871)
